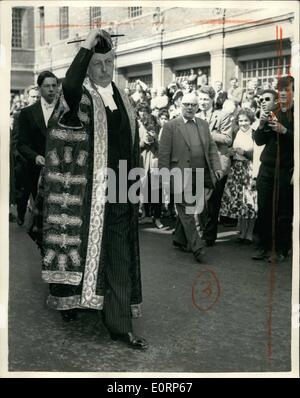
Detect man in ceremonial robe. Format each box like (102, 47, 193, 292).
(39, 29, 148, 350)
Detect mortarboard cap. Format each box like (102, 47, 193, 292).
(94, 33, 113, 54)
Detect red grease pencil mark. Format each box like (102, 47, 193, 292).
(35, 18, 265, 30)
(192, 269, 221, 312)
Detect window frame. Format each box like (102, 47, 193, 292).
(12, 8, 23, 48)
(39, 6, 45, 46)
(90, 7, 101, 29)
(59, 7, 69, 40)
(128, 7, 142, 19)
(241, 56, 291, 88)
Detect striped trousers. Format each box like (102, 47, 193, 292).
(49, 202, 134, 334)
(102, 202, 133, 334)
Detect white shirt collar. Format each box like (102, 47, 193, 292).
(41, 97, 56, 126)
(41, 97, 55, 109)
(182, 116, 196, 124)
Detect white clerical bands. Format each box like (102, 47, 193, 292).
(95, 83, 117, 111)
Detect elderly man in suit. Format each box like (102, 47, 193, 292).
(158, 92, 222, 262)
(18, 71, 59, 201)
(197, 85, 233, 246)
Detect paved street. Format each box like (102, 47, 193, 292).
(8, 214, 292, 374)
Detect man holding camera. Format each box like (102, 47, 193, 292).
(252, 77, 294, 262)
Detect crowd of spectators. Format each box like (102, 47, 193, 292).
(9, 70, 294, 263)
(123, 70, 279, 233)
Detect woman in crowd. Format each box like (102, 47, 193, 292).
(220, 108, 257, 243)
(137, 102, 163, 229)
(155, 108, 176, 220)
(130, 80, 149, 107)
(168, 89, 183, 119)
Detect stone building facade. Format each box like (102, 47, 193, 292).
(11, 6, 35, 93)
(12, 5, 296, 92)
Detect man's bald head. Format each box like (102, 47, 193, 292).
(181, 93, 199, 119)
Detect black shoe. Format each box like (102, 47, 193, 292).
(17, 216, 24, 226)
(194, 248, 205, 263)
(252, 249, 269, 260)
(205, 239, 215, 247)
(110, 332, 149, 350)
(60, 309, 78, 322)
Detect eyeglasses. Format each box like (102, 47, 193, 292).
(182, 103, 198, 108)
(259, 97, 272, 103)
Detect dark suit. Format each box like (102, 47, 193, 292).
(17, 101, 48, 199)
(214, 90, 228, 110)
(158, 117, 221, 186)
(158, 116, 221, 253)
(198, 108, 233, 243)
(11, 110, 31, 220)
(254, 107, 294, 255)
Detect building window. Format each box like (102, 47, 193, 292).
(241, 56, 291, 88)
(128, 7, 142, 18)
(39, 7, 45, 46)
(90, 7, 101, 28)
(59, 7, 69, 40)
(12, 8, 23, 48)
(128, 75, 152, 89)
